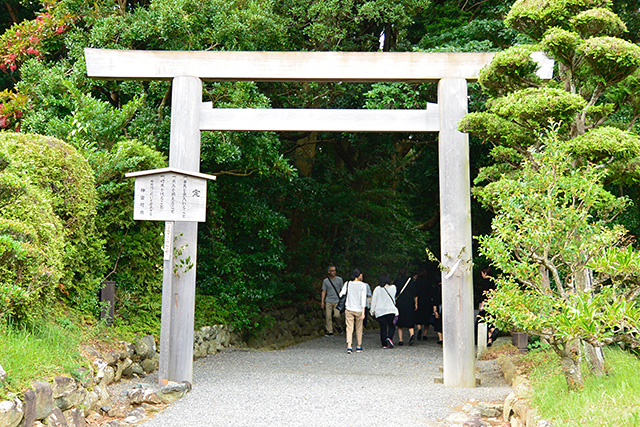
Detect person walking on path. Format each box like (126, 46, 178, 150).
(414, 268, 434, 341)
(340, 268, 368, 354)
(321, 265, 344, 336)
(394, 269, 417, 346)
(370, 273, 398, 348)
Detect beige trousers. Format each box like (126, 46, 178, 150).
(324, 302, 341, 333)
(345, 309, 364, 347)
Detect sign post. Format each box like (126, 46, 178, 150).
(126, 167, 216, 385)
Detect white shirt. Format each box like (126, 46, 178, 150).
(370, 284, 399, 318)
(339, 280, 368, 313)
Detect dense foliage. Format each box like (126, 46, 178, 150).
(0, 0, 637, 338)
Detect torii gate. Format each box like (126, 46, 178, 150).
(85, 48, 553, 388)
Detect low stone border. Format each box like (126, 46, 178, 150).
(497, 357, 553, 427)
(2, 308, 371, 427)
(0, 325, 233, 427)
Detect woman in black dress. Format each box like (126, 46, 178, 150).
(394, 269, 417, 346)
(414, 268, 435, 341)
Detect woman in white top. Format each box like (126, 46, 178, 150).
(370, 273, 398, 348)
(339, 268, 368, 354)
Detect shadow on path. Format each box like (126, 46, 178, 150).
(141, 330, 511, 427)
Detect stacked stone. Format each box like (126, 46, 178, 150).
(192, 325, 232, 359)
(0, 334, 162, 427)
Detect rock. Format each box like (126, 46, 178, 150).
(93, 385, 112, 407)
(107, 404, 130, 418)
(503, 392, 517, 422)
(55, 385, 87, 412)
(134, 335, 156, 360)
(85, 411, 102, 423)
(207, 342, 218, 355)
(82, 390, 100, 414)
(122, 407, 146, 424)
(130, 363, 145, 377)
(62, 408, 85, 427)
(52, 377, 76, 399)
(157, 381, 190, 403)
(140, 403, 161, 413)
(0, 363, 6, 382)
(192, 343, 207, 359)
(0, 398, 24, 427)
(510, 416, 524, 427)
(200, 326, 213, 340)
(127, 388, 161, 405)
(18, 388, 36, 427)
(115, 358, 133, 382)
(104, 351, 120, 366)
(281, 308, 297, 321)
(45, 407, 68, 427)
(141, 358, 157, 374)
(476, 402, 502, 418)
(103, 421, 123, 427)
(33, 422, 46, 427)
(99, 366, 115, 388)
(124, 342, 136, 359)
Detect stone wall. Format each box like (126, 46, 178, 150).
(240, 304, 377, 350)
(0, 333, 173, 427)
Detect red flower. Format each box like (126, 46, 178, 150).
(55, 25, 66, 35)
(9, 64, 16, 72)
(15, 110, 22, 118)
(0, 64, 6, 72)
(0, 116, 7, 128)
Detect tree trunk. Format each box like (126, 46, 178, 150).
(558, 339, 583, 391)
(584, 342, 605, 377)
(576, 268, 605, 376)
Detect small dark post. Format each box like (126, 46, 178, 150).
(100, 280, 115, 325)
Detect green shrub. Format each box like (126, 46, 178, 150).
(0, 133, 104, 321)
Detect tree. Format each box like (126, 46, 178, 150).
(479, 132, 640, 390)
(458, 0, 640, 389)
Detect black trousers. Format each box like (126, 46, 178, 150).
(377, 313, 396, 345)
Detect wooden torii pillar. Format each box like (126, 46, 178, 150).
(85, 48, 553, 388)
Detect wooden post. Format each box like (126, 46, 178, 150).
(438, 78, 476, 387)
(477, 322, 488, 357)
(158, 75, 202, 385)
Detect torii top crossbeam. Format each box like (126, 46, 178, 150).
(85, 48, 553, 82)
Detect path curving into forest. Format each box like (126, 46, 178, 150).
(140, 330, 511, 427)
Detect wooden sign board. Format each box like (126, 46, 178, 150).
(126, 168, 216, 223)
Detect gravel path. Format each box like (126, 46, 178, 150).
(141, 330, 511, 427)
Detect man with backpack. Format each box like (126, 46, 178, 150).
(321, 265, 344, 336)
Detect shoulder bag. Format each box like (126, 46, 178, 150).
(336, 281, 349, 313)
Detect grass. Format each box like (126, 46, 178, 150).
(521, 347, 640, 427)
(0, 308, 120, 398)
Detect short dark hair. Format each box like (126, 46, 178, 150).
(351, 268, 362, 281)
(327, 265, 336, 273)
(379, 273, 391, 285)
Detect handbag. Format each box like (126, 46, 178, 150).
(336, 281, 349, 313)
